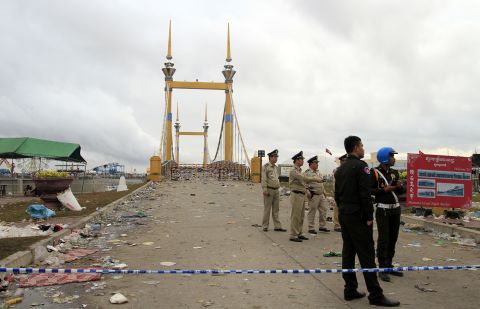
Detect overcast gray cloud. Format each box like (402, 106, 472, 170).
(1, 0, 480, 173)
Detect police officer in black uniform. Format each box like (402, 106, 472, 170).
(334, 136, 399, 307)
(371, 147, 405, 282)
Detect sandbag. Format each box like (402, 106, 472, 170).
(57, 187, 82, 211)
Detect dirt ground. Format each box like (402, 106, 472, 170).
(0, 183, 146, 222)
(0, 183, 145, 260)
(6, 180, 480, 308)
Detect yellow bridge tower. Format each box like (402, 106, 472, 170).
(161, 21, 236, 163)
(174, 103, 210, 168)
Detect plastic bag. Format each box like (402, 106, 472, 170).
(26, 204, 56, 219)
(57, 187, 82, 211)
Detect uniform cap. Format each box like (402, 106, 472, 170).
(292, 151, 304, 161)
(267, 149, 278, 157)
(307, 155, 318, 164)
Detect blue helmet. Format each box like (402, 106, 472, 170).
(377, 147, 398, 164)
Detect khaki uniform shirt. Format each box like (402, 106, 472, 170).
(289, 166, 320, 193)
(332, 168, 338, 194)
(261, 162, 280, 192)
(304, 168, 325, 195)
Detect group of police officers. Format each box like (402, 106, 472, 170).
(261, 136, 404, 307)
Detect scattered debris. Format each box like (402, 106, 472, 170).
(26, 204, 56, 219)
(19, 273, 101, 288)
(0, 224, 52, 238)
(404, 223, 425, 231)
(52, 294, 80, 304)
(198, 299, 214, 307)
(407, 241, 422, 247)
(57, 187, 82, 211)
(30, 302, 45, 307)
(454, 238, 477, 247)
(63, 249, 97, 263)
(4, 297, 23, 305)
(414, 284, 437, 293)
(323, 251, 342, 257)
(110, 293, 128, 304)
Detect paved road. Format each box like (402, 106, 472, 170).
(15, 180, 480, 308)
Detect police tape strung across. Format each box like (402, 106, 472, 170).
(0, 265, 479, 275)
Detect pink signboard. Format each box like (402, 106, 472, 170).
(407, 153, 472, 209)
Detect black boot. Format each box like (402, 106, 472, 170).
(369, 296, 400, 307)
(344, 290, 366, 301)
(387, 258, 403, 277)
(379, 272, 391, 282)
(378, 259, 390, 282)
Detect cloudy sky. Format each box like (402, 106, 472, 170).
(1, 0, 480, 173)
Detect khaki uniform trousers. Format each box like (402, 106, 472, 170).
(333, 200, 340, 229)
(290, 192, 306, 238)
(307, 194, 329, 230)
(262, 188, 281, 229)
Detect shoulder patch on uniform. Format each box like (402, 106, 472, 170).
(364, 167, 371, 174)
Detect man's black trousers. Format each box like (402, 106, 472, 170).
(375, 207, 401, 267)
(339, 212, 383, 301)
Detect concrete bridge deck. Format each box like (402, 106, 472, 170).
(9, 180, 480, 308)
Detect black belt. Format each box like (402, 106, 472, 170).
(267, 186, 279, 190)
(292, 190, 305, 195)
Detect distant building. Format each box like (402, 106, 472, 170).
(366, 152, 407, 170)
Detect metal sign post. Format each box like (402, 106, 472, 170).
(258, 150, 265, 182)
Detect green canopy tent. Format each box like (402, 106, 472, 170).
(0, 137, 86, 162)
(0, 137, 88, 194)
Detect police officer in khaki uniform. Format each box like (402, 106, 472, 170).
(261, 149, 286, 232)
(331, 154, 348, 232)
(305, 155, 330, 234)
(289, 151, 323, 242)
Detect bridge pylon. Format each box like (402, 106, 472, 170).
(160, 21, 236, 164)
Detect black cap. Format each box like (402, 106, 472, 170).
(292, 151, 304, 161)
(267, 149, 278, 157)
(339, 154, 347, 161)
(307, 155, 318, 164)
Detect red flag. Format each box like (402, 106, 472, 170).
(325, 148, 332, 156)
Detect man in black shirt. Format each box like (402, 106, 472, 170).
(371, 147, 405, 282)
(334, 136, 399, 307)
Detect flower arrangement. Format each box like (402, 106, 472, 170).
(35, 170, 70, 178)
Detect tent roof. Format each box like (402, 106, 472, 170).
(0, 137, 86, 162)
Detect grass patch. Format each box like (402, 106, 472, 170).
(472, 192, 480, 203)
(0, 236, 48, 260)
(0, 182, 146, 223)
